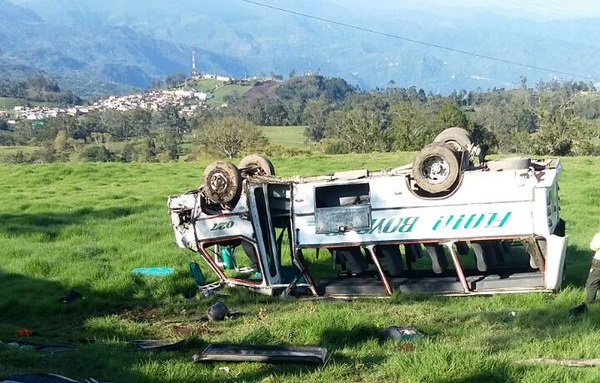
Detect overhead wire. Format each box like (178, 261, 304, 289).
(238, 0, 597, 82)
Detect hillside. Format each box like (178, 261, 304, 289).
(2, 0, 599, 96)
(0, 0, 245, 98)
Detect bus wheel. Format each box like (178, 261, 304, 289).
(412, 144, 460, 194)
(203, 160, 242, 205)
(433, 127, 473, 152)
(239, 154, 275, 176)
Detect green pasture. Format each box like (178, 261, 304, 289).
(0, 97, 25, 109)
(185, 79, 223, 92)
(0, 145, 39, 162)
(260, 126, 307, 148)
(209, 84, 253, 106)
(1, 155, 600, 382)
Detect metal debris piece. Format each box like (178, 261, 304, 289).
(129, 339, 185, 351)
(380, 326, 424, 343)
(192, 344, 329, 365)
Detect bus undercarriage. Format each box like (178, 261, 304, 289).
(168, 128, 567, 298)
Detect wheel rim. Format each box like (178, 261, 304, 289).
(420, 155, 451, 185)
(208, 171, 231, 195)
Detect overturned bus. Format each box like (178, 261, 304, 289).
(168, 128, 567, 297)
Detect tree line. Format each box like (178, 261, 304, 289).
(0, 74, 81, 105)
(1, 74, 599, 163)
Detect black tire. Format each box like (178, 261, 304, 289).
(433, 127, 473, 152)
(207, 301, 229, 321)
(239, 154, 275, 176)
(203, 160, 242, 205)
(412, 144, 461, 194)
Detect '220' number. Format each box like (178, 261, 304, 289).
(210, 221, 234, 231)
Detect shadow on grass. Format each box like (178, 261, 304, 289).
(0, 270, 330, 383)
(319, 323, 381, 349)
(0, 206, 145, 239)
(563, 243, 594, 289)
(434, 365, 514, 383)
(0, 269, 181, 382)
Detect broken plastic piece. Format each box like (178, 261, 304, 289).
(131, 267, 174, 276)
(189, 262, 206, 286)
(16, 329, 33, 337)
(129, 339, 185, 351)
(380, 326, 424, 342)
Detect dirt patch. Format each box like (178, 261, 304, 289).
(242, 80, 282, 100)
(120, 307, 161, 323)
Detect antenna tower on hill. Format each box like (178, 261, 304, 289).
(191, 51, 197, 78)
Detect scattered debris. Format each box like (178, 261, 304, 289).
(59, 290, 82, 304)
(192, 344, 329, 365)
(257, 307, 267, 322)
(131, 267, 174, 277)
(16, 329, 33, 337)
(569, 303, 588, 318)
(1, 373, 80, 383)
(198, 282, 223, 297)
(218, 367, 231, 374)
(129, 339, 185, 352)
(379, 326, 424, 343)
(0, 373, 116, 383)
(517, 358, 600, 367)
(207, 302, 229, 321)
(189, 262, 205, 285)
(1, 340, 75, 353)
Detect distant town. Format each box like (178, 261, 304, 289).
(0, 74, 234, 124)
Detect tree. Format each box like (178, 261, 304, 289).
(99, 110, 129, 141)
(152, 105, 188, 135)
(138, 138, 158, 162)
(389, 102, 433, 151)
(164, 73, 186, 88)
(155, 131, 181, 161)
(303, 99, 330, 142)
(194, 117, 268, 158)
(474, 89, 536, 153)
(433, 101, 468, 129)
(323, 107, 389, 153)
(80, 146, 115, 162)
(32, 142, 56, 163)
(531, 94, 583, 156)
(53, 130, 70, 160)
(10, 151, 29, 164)
(128, 108, 152, 137)
(118, 143, 136, 163)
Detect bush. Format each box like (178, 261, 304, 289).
(319, 138, 349, 154)
(80, 145, 115, 162)
(8, 151, 31, 164)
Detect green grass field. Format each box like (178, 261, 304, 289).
(1, 155, 600, 382)
(209, 84, 253, 106)
(260, 126, 307, 148)
(0, 97, 25, 109)
(184, 79, 223, 92)
(0, 146, 39, 162)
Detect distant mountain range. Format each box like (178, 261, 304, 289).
(1, 0, 599, 98)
